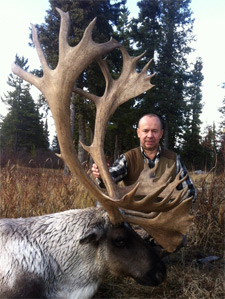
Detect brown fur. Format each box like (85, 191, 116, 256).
(1, 272, 46, 298)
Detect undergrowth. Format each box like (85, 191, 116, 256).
(0, 164, 94, 218)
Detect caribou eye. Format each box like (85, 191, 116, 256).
(114, 239, 126, 248)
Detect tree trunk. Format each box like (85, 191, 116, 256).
(64, 95, 76, 176)
(114, 133, 119, 161)
(163, 121, 169, 149)
(78, 113, 86, 163)
(114, 131, 123, 160)
(70, 96, 76, 139)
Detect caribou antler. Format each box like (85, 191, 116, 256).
(11, 8, 122, 221)
(74, 47, 154, 198)
(12, 8, 193, 253)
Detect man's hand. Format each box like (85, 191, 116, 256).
(91, 163, 101, 179)
(91, 163, 110, 179)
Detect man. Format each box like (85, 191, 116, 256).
(92, 113, 196, 200)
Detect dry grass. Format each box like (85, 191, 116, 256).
(0, 165, 224, 298)
(0, 164, 95, 218)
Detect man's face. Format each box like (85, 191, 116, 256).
(137, 116, 163, 152)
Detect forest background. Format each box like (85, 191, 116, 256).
(0, 0, 224, 172)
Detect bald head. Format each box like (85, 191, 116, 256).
(138, 114, 163, 130)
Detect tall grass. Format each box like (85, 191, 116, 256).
(0, 164, 94, 218)
(0, 165, 224, 298)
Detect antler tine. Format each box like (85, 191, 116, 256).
(12, 8, 120, 103)
(104, 164, 189, 214)
(134, 163, 175, 197)
(158, 171, 188, 200)
(123, 196, 194, 253)
(31, 24, 49, 73)
(133, 184, 190, 214)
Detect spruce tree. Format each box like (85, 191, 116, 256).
(201, 124, 217, 171)
(130, 0, 195, 150)
(181, 57, 204, 169)
(0, 55, 49, 153)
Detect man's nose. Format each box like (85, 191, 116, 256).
(147, 131, 153, 137)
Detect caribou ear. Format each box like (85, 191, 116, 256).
(79, 227, 106, 245)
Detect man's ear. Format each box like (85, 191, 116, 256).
(160, 129, 164, 139)
(137, 127, 140, 138)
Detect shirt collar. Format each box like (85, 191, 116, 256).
(140, 145, 161, 161)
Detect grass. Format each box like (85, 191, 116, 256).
(0, 164, 95, 218)
(0, 164, 224, 298)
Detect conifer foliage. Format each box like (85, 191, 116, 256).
(0, 55, 49, 154)
(130, 0, 200, 150)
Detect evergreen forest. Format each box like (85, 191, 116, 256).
(0, 0, 224, 172)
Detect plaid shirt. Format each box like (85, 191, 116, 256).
(107, 146, 196, 201)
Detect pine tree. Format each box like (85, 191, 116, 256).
(130, 0, 195, 150)
(201, 124, 217, 171)
(130, 0, 160, 62)
(0, 55, 49, 153)
(181, 57, 204, 169)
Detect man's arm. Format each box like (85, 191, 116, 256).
(92, 154, 128, 187)
(176, 155, 196, 201)
(109, 154, 128, 183)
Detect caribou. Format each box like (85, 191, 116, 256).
(0, 8, 194, 299)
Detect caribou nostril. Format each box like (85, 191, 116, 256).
(152, 260, 167, 284)
(155, 268, 167, 283)
(142, 260, 167, 286)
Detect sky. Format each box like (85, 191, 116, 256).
(0, 0, 225, 138)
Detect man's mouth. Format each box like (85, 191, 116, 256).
(145, 140, 154, 144)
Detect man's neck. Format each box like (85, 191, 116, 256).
(142, 146, 160, 160)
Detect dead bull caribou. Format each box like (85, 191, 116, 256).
(0, 208, 167, 298)
(0, 8, 193, 299)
